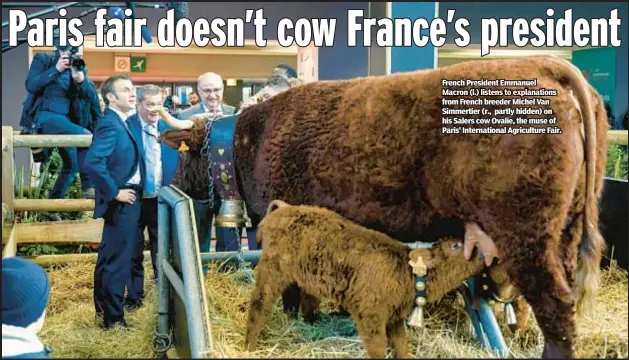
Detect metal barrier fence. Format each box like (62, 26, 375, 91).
(3, 125, 627, 258)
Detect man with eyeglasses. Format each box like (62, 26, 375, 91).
(176, 72, 241, 271)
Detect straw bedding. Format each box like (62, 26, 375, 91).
(39, 260, 627, 358)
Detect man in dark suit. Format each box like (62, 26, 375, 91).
(125, 85, 179, 308)
(176, 72, 256, 265)
(23, 43, 100, 203)
(84, 74, 145, 330)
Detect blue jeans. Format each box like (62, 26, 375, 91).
(37, 111, 93, 198)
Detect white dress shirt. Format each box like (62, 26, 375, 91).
(140, 115, 163, 198)
(201, 103, 223, 116)
(109, 106, 141, 185)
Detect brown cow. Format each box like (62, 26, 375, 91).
(160, 56, 608, 358)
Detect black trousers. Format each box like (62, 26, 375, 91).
(126, 197, 158, 305)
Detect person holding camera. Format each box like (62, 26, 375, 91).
(21, 39, 101, 207)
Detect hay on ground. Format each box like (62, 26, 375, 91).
(40, 260, 627, 358)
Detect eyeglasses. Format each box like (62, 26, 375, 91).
(199, 87, 223, 94)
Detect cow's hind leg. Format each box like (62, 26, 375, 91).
(488, 218, 576, 358)
(558, 181, 586, 308)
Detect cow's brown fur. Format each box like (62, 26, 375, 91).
(162, 56, 608, 358)
(170, 150, 212, 200)
(246, 203, 489, 358)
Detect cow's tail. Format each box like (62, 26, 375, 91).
(553, 56, 606, 316)
(257, 200, 292, 247)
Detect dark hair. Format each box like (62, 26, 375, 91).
(100, 74, 131, 106)
(275, 63, 297, 79)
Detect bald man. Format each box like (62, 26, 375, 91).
(176, 72, 251, 271)
(179, 72, 235, 120)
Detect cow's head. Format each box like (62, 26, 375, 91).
(158, 107, 212, 153)
(159, 78, 306, 153)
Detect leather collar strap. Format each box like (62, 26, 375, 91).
(209, 115, 243, 201)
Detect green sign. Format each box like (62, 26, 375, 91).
(572, 48, 616, 110)
(130, 56, 146, 73)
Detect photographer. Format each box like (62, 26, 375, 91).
(21, 37, 102, 208)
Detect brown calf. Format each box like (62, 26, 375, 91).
(245, 201, 493, 358)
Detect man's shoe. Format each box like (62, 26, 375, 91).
(102, 319, 134, 331)
(123, 300, 144, 312)
(82, 188, 95, 199)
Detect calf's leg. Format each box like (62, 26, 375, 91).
(245, 259, 292, 352)
(281, 284, 302, 317)
(387, 318, 410, 359)
(300, 292, 321, 324)
(509, 296, 531, 334)
(350, 307, 390, 359)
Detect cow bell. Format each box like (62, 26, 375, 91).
(407, 305, 424, 328)
(504, 302, 517, 325)
(214, 199, 252, 228)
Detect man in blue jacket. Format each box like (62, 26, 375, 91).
(125, 84, 179, 308)
(84, 74, 145, 330)
(176, 72, 248, 265)
(23, 43, 101, 202)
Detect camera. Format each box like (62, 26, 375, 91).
(69, 53, 86, 71)
(54, 39, 86, 71)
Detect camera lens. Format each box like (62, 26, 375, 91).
(71, 56, 86, 71)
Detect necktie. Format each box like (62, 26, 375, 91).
(144, 124, 158, 196)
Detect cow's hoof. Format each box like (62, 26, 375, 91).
(541, 340, 572, 359)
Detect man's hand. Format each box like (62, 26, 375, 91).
(189, 114, 208, 122)
(115, 189, 136, 204)
(189, 109, 222, 122)
(70, 66, 85, 84)
(238, 98, 258, 112)
(56, 53, 71, 72)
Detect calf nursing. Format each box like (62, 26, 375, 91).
(245, 201, 495, 358)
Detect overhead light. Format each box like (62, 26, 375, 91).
(226, 79, 238, 86)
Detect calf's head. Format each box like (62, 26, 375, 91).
(409, 238, 485, 303)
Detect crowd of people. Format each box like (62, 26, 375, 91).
(3, 41, 302, 358)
